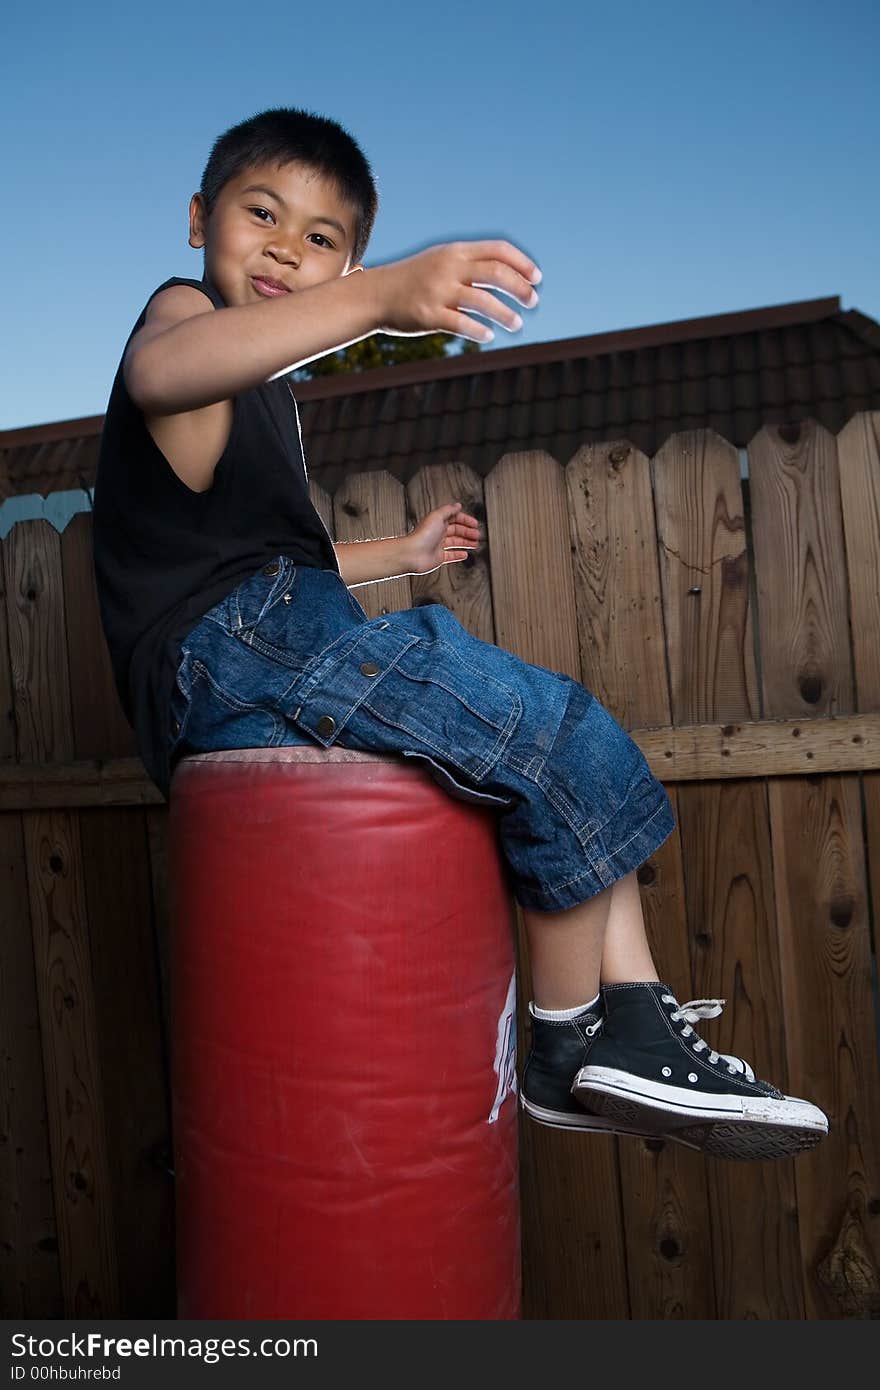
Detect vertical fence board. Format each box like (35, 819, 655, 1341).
(22, 810, 119, 1314)
(565, 440, 671, 724)
(0, 812, 63, 1316)
(485, 451, 582, 668)
(750, 419, 880, 1317)
(308, 476, 336, 547)
(1, 517, 63, 1314)
(406, 463, 496, 640)
(59, 513, 136, 759)
(4, 521, 73, 763)
(838, 414, 880, 1243)
(5, 520, 118, 1314)
(486, 449, 630, 1319)
(144, 808, 172, 1103)
(61, 512, 173, 1312)
(0, 543, 15, 762)
(332, 469, 412, 616)
(78, 809, 176, 1316)
(653, 429, 803, 1317)
(751, 421, 854, 717)
(836, 413, 880, 705)
(567, 439, 716, 1318)
(768, 774, 880, 1317)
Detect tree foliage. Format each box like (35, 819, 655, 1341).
(290, 332, 483, 380)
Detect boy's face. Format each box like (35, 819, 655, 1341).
(188, 160, 362, 306)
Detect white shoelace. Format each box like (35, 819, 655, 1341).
(661, 995, 756, 1081)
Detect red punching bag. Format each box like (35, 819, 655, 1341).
(168, 746, 521, 1319)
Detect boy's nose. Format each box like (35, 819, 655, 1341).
(266, 239, 300, 267)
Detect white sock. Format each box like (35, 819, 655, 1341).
(530, 991, 601, 1021)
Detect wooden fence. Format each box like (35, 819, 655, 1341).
(1, 414, 879, 1318)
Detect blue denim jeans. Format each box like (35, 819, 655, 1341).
(168, 559, 676, 912)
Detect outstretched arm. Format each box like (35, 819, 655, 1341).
(335, 502, 484, 587)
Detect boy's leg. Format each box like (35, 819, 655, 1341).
(518, 869, 667, 1142)
(518, 870, 828, 1160)
(522, 869, 658, 1011)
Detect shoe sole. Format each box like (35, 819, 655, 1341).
(574, 1067, 828, 1161)
(518, 1090, 700, 1147)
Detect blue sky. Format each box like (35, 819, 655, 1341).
(2, 0, 878, 430)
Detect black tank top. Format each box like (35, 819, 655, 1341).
(92, 273, 340, 799)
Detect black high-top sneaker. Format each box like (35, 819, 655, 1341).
(572, 982, 829, 1160)
(519, 996, 689, 1140)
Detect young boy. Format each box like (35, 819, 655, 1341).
(93, 107, 828, 1162)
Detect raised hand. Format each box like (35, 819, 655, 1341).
(372, 240, 541, 345)
(405, 501, 484, 574)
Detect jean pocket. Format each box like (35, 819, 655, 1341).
(399, 748, 513, 809)
(290, 626, 522, 784)
(226, 556, 298, 636)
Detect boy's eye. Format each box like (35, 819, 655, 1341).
(248, 208, 334, 249)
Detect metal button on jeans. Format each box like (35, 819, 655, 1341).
(317, 715, 336, 736)
(360, 662, 379, 677)
(262, 561, 280, 576)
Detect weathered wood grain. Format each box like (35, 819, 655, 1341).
(0, 811, 63, 1316)
(59, 513, 135, 760)
(332, 468, 412, 617)
(654, 427, 803, 1317)
(22, 808, 118, 1314)
(486, 448, 630, 1319)
(751, 418, 880, 1318)
(78, 807, 176, 1315)
(3, 521, 73, 763)
(568, 437, 715, 1317)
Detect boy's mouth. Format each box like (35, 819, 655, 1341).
(252, 276, 292, 297)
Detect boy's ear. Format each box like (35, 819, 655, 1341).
(188, 193, 207, 249)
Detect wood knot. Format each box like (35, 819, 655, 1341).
(799, 674, 823, 704)
(815, 1209, 880, 1317)
(829, 895, 855, 930)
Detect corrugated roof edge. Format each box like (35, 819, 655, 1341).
(0, 294, 850, 446)
(290, 295, 845, 401)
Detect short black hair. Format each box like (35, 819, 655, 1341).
(199, 107, 379, 266)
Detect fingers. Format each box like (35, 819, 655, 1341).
(464, 240, 541, 287)
(456, 285, 528, 337)
(454, 246, 541, 340)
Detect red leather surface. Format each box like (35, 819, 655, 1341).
(168, 752, 521, 1319)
